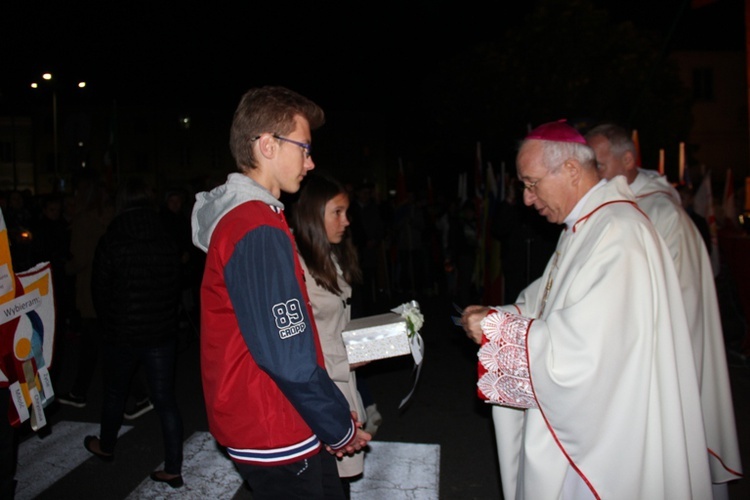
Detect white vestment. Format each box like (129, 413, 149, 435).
(631, 169, 742, 484)
(482, 177, 712, 499)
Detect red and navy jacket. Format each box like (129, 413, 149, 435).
(192, 173, 356, 465)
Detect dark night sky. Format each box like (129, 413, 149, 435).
(6, 2, 483, 109)
(3, 0, 744, 193)
(6, 0, 741, 111)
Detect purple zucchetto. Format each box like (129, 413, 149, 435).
(525, 119, 587, 145)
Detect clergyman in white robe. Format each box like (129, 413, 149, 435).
(586, 122, 742, 493)
(480, 177, 711, 499)
(630, 168, 742, 487)
(463, 122, 712, 500)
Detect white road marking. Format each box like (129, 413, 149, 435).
(16, 421, 132, 500)
(127, 431, 243, 499)
(352, 441, 440, 499)
(17, 424, 440, 499)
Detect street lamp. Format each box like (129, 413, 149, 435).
(30, 73, 86, 190)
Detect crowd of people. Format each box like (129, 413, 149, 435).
(0, 86, 745, 499)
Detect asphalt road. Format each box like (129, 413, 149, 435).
(14, 289, 750, 499)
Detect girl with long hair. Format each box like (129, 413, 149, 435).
(290, 172, 367, 497)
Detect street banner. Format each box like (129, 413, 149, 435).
(0, 209, 56, 430)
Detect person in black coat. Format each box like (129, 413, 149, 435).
(83, 177, 185, 488)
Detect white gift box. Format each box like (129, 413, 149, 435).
(342, 312, 412, 364)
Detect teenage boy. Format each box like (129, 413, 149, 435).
(192, 86, 370, 499)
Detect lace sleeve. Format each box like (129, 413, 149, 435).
(476, 310, 537, 409)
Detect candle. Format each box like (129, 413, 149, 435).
(678, 142, 685, 185)
(658, 149, 665, 176)
(631, 129, 641, 167)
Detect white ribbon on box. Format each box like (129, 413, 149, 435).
(390, 301, 425, 409)
(390, 301, 424, 365)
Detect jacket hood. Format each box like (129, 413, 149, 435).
(191, 173, 283, 252)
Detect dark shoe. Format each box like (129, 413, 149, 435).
(150, 470, 184, 488)
(83, 435, 114, 462)
(58, 392, 86, 408)
(123, 398, 154, 420)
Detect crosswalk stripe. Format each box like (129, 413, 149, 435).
(17, 422, 440, 499)
(16, 421, 133, 500)
(129, 436, 441, 499)
(126, 431, 243, 499)
(351, 441, 440, 499)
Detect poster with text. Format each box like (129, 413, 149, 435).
(0, 209, 56, 429)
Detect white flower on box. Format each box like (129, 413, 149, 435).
(393, 300, 424, 339)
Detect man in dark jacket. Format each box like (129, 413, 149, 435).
(83, 177, 185, 488)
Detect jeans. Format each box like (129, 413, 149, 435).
(70, 318, 101, 397)
(98, 340, 183, 475)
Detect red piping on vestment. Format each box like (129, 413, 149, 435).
(533, 351, 601, 499)
(572, 200, 641, 233)
(708, 448, 744, 478)
(526, 198, 649, 498)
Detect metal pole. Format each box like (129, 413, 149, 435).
(52, 89, 58, 182)
(11, 116, 17, 191)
